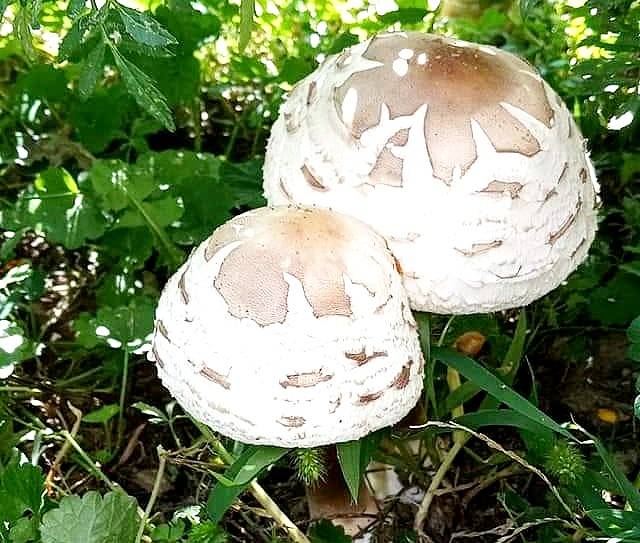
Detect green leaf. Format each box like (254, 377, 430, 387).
(432, 346, 573, 441)
(90, 159, 155, 212)
(116, 196, 182, 229)
(238, 0, 254, 52)
(587, 509, 640, 538)
(0, 460, 45, 523)
(83, 404, 120, 424)
(9, 516, 40, 543)
(14, 168, 107, 249)
(79, 41, 105, 98)
(67, 0, 86, 17)
(116, 5, 177, 48)
(0, 320, 31, 370)
(132, 402, 168, 423)
(73, 296, 155, 352)
(41, 490, 138, 543)
(207, 445, 290, 523)
(336, 440, 361, 502)
(111, 48, 175, 131)
(308, 520, 351, 543)
(186, 521, 228, 543)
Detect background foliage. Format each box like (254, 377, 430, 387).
(0, 0, 639, 541)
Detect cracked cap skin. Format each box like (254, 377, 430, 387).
(264, 32, 600, 314)
(150, 206, 424, 448)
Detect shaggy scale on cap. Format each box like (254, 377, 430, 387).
(150, 206, 423, 448)
(264, 32, 600, 314)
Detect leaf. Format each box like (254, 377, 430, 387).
(116, 196, 182, 229)
(308, 520, 351, 543)
(579, 425, 640, 511)
(0, 0, 12, 21)
(207, 445, 290, 523)
(79, 41, 105, 98)
(14, 168, 107, 249)
(90, 159, 155, 212)
(67, 0, 86, 17)
(238, 0, 254, 52)
(337, 440, 361, 502)
(41, 490, 138, 543)
(111, 47, 175, 131)
(116, 5, 177, 48)
(83, 404, 120, 424)
(73, 296, 155, 352)
(432, 346, 574, 441)
(132, 402, 168, 423)
(0, 320, 31, 370)
(0, 460, 45, 523)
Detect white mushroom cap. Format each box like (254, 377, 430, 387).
(264, 32, 600, 314)
(150, 206, 424, 448)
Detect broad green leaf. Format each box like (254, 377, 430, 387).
(9, 516, 39, 543)
(587, 508, 640, 538)
(15, 169, 107, 249)
(67, 0, 86, 17)
(207, 445, 290, 523)
(116, 5, 177, 48)
(336, 439, 361, 502)
(116, 196, 183, 229)
(0, 460, 44, 524)
(111, 48, 175, 131)
(89, 160, 155, 212)
(432, 346, 573, 440)
(41, 491, 138, 543)
(79, 41, 105, 98)
(73, 296, 155, 352)
(83, 404, 120, 424)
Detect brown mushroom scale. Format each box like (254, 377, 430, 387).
(206, 208, 386, 326)
(334, 33, 554, 182)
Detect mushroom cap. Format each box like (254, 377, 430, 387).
(150, 206, 423, 448)
(263, 32, 600, 314)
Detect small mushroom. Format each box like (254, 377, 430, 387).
(264, 32, 600, 314)
(150, 206, 424, 448)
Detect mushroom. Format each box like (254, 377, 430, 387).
(150, 206, 424, 448)
(264, 32, 600, 314)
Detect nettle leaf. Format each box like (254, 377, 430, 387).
(15, 168, 107, 249)
(74, 296, 155, 352)
(41, 491, 138, 543)
(79, 41, 106, 97)
(116, 4, 177, 48)
(111, 47, 175, 131)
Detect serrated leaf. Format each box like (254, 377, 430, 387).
(111, 48, 174, 131)
(83, 404, 120, 424)
(41, 491, 138, 543)
(116, 5, 176, 47)
(79, 41, 105, 97)
(0, 459, 45, 525)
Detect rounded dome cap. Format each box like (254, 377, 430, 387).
(264, 32, 600, 314)
(150, 206, 423, 447)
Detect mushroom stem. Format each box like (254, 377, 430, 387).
(306, 448, 378, 540)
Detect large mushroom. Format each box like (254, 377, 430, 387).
(264, 32, 600, 314)
(151, 206, 423, 448)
